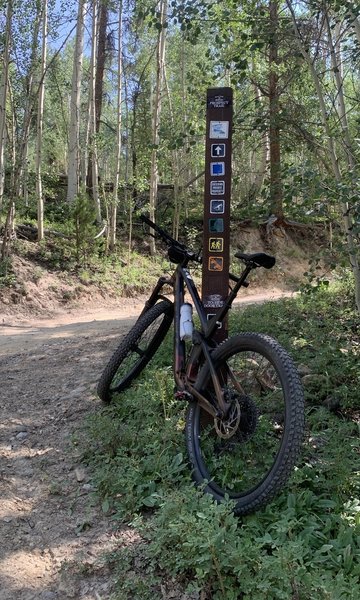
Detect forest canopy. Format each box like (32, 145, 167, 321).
(0, 0, 359, 308)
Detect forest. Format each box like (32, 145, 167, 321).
(1, 2, 359, 598)
(0, 0, 359, 311)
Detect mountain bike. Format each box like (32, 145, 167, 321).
(97, 215, 304, 515)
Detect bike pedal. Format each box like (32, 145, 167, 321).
(174, 390, 193, 402)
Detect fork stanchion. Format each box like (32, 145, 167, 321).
(201, 87, 233, 342)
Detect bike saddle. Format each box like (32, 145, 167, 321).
(234, 252, 276, 269)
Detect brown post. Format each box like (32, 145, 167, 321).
(202, 88, 233, 341)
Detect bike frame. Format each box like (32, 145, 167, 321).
(140, 258, 255, 419)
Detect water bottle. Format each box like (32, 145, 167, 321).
(180, 303, 193, 340)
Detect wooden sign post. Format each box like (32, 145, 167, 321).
(202, 87, 233, 341)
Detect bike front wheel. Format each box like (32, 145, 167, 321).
(186, 333, 304, 515)
(97, 300, 174, 403)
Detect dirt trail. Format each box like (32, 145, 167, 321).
(0, 289, 293, 600)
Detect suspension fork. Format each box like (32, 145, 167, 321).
(139, 274, 175, 318)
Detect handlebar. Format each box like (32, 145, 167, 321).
(140, 214, 201, 264)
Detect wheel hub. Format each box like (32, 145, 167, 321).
(214, 392, 258, 441)
(214, 397, 241, 439)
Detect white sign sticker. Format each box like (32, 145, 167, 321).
(210, 180, 225, 195)
(209, 121, 229, 139)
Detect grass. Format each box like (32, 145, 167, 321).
(3, 203, 355, 596)
(81, 281, 359, 598)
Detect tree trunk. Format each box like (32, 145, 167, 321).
(35, 0, 48, 242)
(149, 0, 168, 255)
(109, 0, 123, 251)
(325, 14, 360, 312)
(13, 7, 42, 203)
(0, 1, 12, 209)
(326, 18, 356, 171)
(287, 0, 360, 314)
(95, 0, 108, 134)
(348, 10, 360, 47)
(164, 68, 181, 239)
(67, 0, 86, 203)
(7, 78, 17, 197)
(87, 0, 102, 224)
(268, 0, 283, 219)
(249, 80, 269, 201)
(1, 201, 15, 261)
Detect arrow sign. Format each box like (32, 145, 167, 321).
(211, 143, 226, 158)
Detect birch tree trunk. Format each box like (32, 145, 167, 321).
(286, 0, 360, 314)
(325, 14, 360, 312)
(67, 0, 86, 203)
(326, 18, 356, 171)
(7, 78, 17, 196)
(249, 81, 269, 201)
(15, 9, 41, 202)
(348, 10, 360, 47)
(87, 0, 102, 224)
(109, 1, 123, 251)
(0, 1, 12, 209)
(164, 68, 181, 240)
(35, 0, 48, 242)
(149, 0, 168, 255)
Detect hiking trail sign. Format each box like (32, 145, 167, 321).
(202, 88, 233, 340)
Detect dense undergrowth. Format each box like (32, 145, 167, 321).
(85, 281, 359, 599)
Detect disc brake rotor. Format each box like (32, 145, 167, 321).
(214, 398, 241, 439)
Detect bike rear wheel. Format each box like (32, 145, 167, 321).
(186, 333, 304, 515)
(97, 300, 174, 403)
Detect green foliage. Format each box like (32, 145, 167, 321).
(230, 279, 359, 411)
(85, 281, 359, 599)
(0, 257, 16, 287)
(72, 189, 99, 267)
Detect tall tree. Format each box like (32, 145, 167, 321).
(35, 0, 48, 241)
(67, 0, 87, 203)
(94, 0, 108, 134)
(87, 0, 102, 224)
(0, 0, 12, 209)
(286, 0, 360, 313)
(109, 0, 123, 251)
(14, 6, 42, 203)
(268, 0, 283, 219)
(149, 0, 168, 255)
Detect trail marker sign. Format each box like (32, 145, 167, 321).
(202, 88, 233, 341)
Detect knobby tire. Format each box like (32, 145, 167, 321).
(186, 333, 304, 515)
(97, 300, 174, 403)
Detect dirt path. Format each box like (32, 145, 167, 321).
(0, 290, 293, 600)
